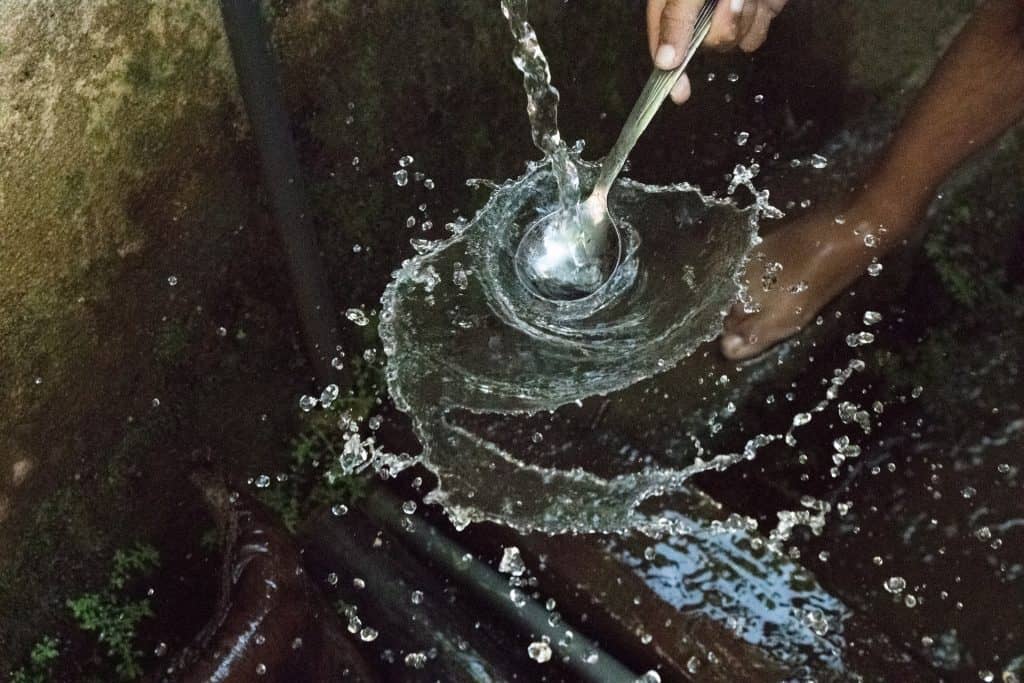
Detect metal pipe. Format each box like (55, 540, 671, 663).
(360, 488, 645, 683)
(218, 0, 347, 389)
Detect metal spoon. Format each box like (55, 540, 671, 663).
(515, 0, 719, 301)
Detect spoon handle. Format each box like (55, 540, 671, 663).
(594, 0, 719, 195)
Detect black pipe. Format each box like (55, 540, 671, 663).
(218, 0, 347, 389)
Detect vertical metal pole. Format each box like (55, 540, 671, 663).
(218, 0, 347, 389)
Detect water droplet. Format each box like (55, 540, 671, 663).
(863, 311, 882, 326)
(961, 486, 977, 499)
(846, 331, 875, 348)
(393, 169, 409, 186)
(404, 651, 428, 669)
(319, 383, 340, 407)
(254, 474, 270, 489)
(360, 627, 378, 642)
(687, 656, 701, 674)
(803, 607, 830, 635)
(402, 500, 417, 514)
(527, 641, 552, 663)
(810, 154, 828, 169)
(453, 267, 470, 290)
(345, 308, 369, 326)
(399, 155, 414, 168)
(867, 261, 883, 277)
(883, 576, 906, 594)
(424, 178, 435, 190)
(298, 394, 318, 412)
(353, 577, 366, 589)
(326, 572, 338, 585)
(256, 663, 267, 676)
(509, 588, 527, 607)
(410, 590, 424, 605)
(167, 275, 179, 286)
(736, 131, 750, 146)
(499, 546, 526, 576)
(331, 503, 348, 516)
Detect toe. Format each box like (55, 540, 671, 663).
(721, 309, 759, 360)
(720, 331, 750, 359)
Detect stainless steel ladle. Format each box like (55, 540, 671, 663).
(515, 0, 719, 301)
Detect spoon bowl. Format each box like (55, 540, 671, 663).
(514, 201, 622, 301)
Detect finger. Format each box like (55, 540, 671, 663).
(655, 0, 703, 69)
(669, 72, 692, 104)
(705, 0, 744, 51)
(647, 0, 668, 62)
(721, 306, 757, 359)
(737, 0, 759, 42)
(739, 3, 774, 52)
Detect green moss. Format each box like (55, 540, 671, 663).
(9, 636, 59, 683)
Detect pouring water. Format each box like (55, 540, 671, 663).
(514, 0, 719, 301)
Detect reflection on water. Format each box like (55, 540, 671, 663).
(615, 511, 849, 677)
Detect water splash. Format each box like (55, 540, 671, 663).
(380, 152, 775, 533)
(372, 1, 789, 535)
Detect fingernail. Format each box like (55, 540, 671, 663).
(654, 44, 677, 69)
(730, 0, 745, 12)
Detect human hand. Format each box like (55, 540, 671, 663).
(647, 0, 788, 103)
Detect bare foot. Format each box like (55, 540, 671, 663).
(720, 194, 911, 361)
